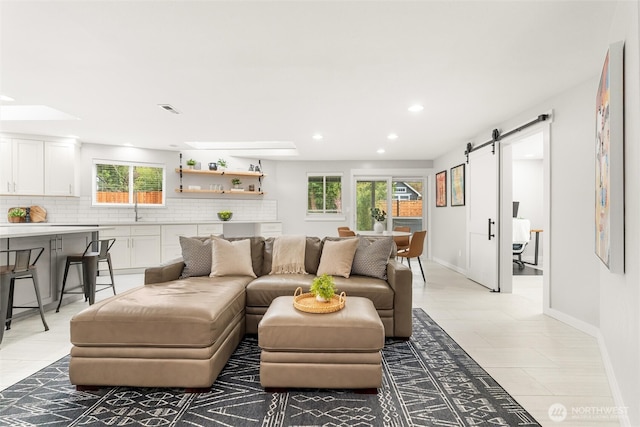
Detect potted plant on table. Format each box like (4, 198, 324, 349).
(370, 207, 386, 233)
(310, 274, 336, 302)
(8, 207, 26, 223)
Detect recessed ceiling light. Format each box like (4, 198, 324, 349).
(67, 134, 79, 139)
(0, 95, 15, 102)
(123, 143, 134, 147)
(312, 133, 323, 141)
(408, 104, 424, 113)
(169, 144, 178, 148)
(377, 148, 385, 154)
(387, 133, 398, 140)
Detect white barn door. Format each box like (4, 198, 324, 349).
(467, 144, 500, 291)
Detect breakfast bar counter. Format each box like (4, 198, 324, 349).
(0, 225, 112, 345)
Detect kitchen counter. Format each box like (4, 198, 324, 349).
(1, 220, 281, 227)
(0, 225, 112, 239)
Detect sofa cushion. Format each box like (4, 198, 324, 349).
(246, 274, 315, 307)
(246, 273, 394, 310)
(71, 277, 250, 348)
(351, 236, 394, 280)
(263, 237, 322, 276)
(225, 236, 265, 277)
(179, 236, 211, 278)
(317, 237, 359, 278)
(211, 237, 257, 278)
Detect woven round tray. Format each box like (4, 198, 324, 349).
(293, 287, 346, 314)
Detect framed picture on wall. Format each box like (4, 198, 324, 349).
(436, 170, 447, 207)
(450, 163, 465, 206)
(595, 40, 624, 274)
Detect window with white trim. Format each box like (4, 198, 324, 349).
(307, 173, 342, 215)
(93, 161, 166, 206)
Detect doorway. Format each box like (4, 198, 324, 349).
(499, 124, 549, 308)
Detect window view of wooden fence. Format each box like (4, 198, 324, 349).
(95, 191, 163, 204)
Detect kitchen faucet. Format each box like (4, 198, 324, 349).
(134, 191, 142, 222)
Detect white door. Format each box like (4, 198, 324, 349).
(467, 144, 500, 291)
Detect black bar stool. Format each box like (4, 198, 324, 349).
(1, 247, 49, 331)
(56, 239, 116, 312)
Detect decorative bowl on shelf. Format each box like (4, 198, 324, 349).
(217, 211, 233, 221)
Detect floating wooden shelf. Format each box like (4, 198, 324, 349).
(175, 189, 264, 195)
(175, 168, 265, 178)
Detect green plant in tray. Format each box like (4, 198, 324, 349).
(310, 274, 336, 301)
(8, 207, 26, 218)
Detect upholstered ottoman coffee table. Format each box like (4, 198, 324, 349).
(258, 295, 384, 391)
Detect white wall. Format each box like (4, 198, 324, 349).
(599, 1, 640, 423)
(513, 159, 544, 263)
(430, 1, 640, 422)
(430, 148, 468, 273)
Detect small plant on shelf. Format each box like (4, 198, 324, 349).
(231, 178, 242, 189)
(186, 159, 196, 168)
(310, 274, 336, 302)
(217, 158, 227, 169)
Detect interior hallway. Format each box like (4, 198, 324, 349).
(0, 261, 619, 426)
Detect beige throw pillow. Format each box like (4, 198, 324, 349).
(210, 237, 257, 278)
(316, 238, 359, 278)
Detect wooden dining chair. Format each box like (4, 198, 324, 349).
(393, 226, 411, 252)
(338, 228, 356, 237)
(397, 230, 427, 281)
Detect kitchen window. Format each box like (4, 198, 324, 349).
(93, 161, 165, 206)
(307, 173, 342, 216)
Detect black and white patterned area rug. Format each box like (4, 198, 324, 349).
(0, 309, 540, 426)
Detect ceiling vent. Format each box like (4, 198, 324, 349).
(158, 104, 180, 114)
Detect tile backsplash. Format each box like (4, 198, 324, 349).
(0, 196, 278, 224)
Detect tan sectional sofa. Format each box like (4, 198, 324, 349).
(69, 236, 413, 389)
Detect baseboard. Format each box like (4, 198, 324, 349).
(432, 257, 467, 276)
(544, 307, 630, 427)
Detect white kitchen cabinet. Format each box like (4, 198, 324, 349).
(161, 224, 197, 262)
(101, 225, 161, 270)
(255, 222, 282, 238)
(0, 138, 44, 195)
(197, 223, 223, 236)
(44, 141, 80, 196)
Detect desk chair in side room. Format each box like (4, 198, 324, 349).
(393, 226, 411, 253)
(397, 230, 427, 282)
(512, 218, 531, 270)
(57, 239, 116, 312)
(1, 247, 49, 331)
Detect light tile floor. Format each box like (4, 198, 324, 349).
(0, 262, 622, 426)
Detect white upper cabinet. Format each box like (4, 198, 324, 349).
(0, 138, 44, 195)
(44, 141, 79, 196)
(0, 136, 79, 196)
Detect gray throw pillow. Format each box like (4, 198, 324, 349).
(351, 236, 393, 280)
(179, 236, 212, 278)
